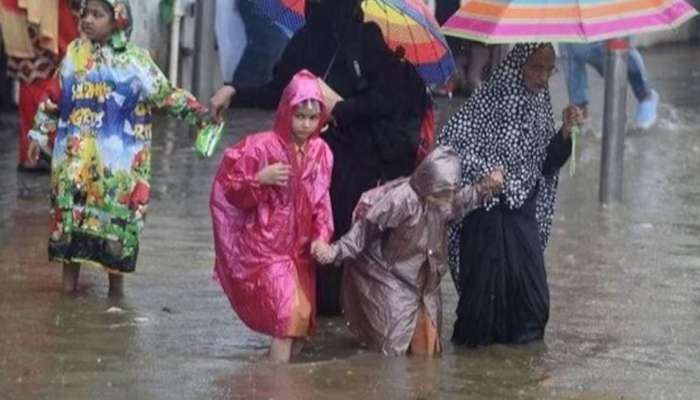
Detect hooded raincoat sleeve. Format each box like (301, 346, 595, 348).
(136, 49, 213, 128)
(453, 185, 481, 221)
(334, 188, 412, 262)
(311, 150, 335, 243)
(215, 142, 268, 210)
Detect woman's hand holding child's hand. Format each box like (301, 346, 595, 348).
(257, 163, 291, 186)
(311, 241, 338, 265)
(477, 168, 505, 200)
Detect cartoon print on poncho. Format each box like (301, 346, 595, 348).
(29, 0, 212, 273)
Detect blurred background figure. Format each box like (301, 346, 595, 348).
(0, 0, 80, 172)
(559, 42, 660, 130)
(215, 0, 247, 82)
(433, 0, 508, 97)
(230, 0, 289, 86)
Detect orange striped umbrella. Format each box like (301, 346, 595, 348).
(442, 0, 698, 43)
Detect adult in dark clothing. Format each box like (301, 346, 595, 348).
(233, 0, 289, 86)
(437, 44, 584, 346)
(209, 0, 431, 315)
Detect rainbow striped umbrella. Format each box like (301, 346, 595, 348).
(442, 0, 699, 43)
(256, 0, 456, 84)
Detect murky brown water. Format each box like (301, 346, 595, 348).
(1, 44, 699, 400)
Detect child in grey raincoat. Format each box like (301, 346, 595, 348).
(313, 146, 502, 355)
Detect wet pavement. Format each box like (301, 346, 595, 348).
(1, 44, 699, 400)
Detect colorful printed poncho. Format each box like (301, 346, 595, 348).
(29, 0, 214, 273)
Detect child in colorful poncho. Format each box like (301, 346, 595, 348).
(27, 0, 217, 296)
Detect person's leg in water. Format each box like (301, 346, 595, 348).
(269, 337, 294, 362)
(62, 262, 80, 293)
(108, 273, 124, 297)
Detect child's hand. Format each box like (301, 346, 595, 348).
(257, 163, 291, 186)
(311, 240, 338, 265)
(487, 168, 505, 192)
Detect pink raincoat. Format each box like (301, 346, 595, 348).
(210, 70, 334, 338)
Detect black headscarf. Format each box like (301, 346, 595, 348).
(305, 0, 363, 40)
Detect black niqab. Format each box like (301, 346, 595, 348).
(305, 0, 363, 37)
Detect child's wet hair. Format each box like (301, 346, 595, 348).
(82, 0, 116, 20)
(296, 99, 322, 114)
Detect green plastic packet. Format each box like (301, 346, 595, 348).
(569, 125, 579, 177)
(195, 122, 224, 158)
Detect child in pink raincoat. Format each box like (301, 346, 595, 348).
(210, 70, 334, 363)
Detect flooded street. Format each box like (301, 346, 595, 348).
(1, 44, 699, 399)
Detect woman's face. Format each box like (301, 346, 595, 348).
(523, 46, 556, 93)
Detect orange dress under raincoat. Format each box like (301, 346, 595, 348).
(210, 70, 334, 338)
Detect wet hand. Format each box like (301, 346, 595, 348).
(27, 140, 41, 166)
(477, 168, 505, 199)
(562, 105, 585, 139)
(488, 168, 505, 190)
(311, 241, 338, 265)
(318, 79, 342, 112)
(209, 85, 236, 122)
(257, 162, 291, 186)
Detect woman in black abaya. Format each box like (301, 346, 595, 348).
(438, 43, 583, 346)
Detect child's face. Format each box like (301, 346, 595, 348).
(81, 0, 116, 44)
(291, 105, 321, 144)
(425, 189, 455, 216)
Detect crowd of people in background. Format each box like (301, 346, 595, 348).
(0, 0, 687, 363)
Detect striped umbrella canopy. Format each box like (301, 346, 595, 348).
(442, 0, 699, 43)
(257, 0, 456, 84)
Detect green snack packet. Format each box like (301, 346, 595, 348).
(195, 122, 225, 158)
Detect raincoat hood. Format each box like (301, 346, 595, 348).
(83, 0, 132, 50)
(305, 0, 363, 35)
(409, 146, 462, 199)
(272, 69, 329, 143)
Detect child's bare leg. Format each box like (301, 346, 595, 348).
(62, 263, 80, 293)
(269, 337, 293, 363)
(108, 273, 124, 298)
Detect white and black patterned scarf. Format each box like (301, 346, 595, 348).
(437, 43, 561, 287)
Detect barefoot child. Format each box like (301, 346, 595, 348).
(210, 70, 334, 363)
(313, 146, 503, 356)
(27, 0, 217, 296)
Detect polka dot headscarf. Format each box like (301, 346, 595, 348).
(437, 43, 562, 291)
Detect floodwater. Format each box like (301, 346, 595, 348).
(1, 44, 699, 400)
